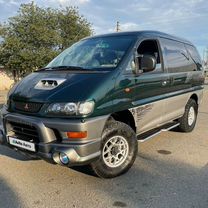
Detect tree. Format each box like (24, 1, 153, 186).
(0, 2, 92, 79)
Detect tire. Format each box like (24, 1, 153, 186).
(178, 98, 198, 132)
(91, 120, 138, 178)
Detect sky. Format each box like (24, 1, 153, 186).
(0, 0, 208, 58)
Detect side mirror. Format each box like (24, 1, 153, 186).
(141, 55, 156, 73)
(132, 53, 156, 75)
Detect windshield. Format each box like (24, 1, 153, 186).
(46, 35, 137, 70)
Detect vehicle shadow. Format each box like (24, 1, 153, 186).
(0, 177, 21, 208)
(70, 165, 96, 176)
(0, 145, 31, 161)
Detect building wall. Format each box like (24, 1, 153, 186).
(0, 69, 14, 90)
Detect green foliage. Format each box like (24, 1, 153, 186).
(0, 2, 92, 77)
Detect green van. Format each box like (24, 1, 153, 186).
(0, 31, 204, 178)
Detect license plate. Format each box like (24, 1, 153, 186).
(8, 137, 36, 152)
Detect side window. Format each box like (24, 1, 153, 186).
(186, 45, 202, 71)
(126, 39, 162, 72)
(137, 40, 162, 72)
(161, 38, 192, 73)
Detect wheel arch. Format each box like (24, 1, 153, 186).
(190, 93, 198, 105)
(109, 110, 136, 132)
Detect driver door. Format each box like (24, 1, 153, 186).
(132, 38, 170, 134)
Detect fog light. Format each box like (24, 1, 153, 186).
(59, 152, 69, 165)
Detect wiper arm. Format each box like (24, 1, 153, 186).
(37, 66, 86, 72)
(51, 66, 86, 70)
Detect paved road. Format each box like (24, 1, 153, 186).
(0, 88, 208, 208)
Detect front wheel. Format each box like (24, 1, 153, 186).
(91, 120, 138, 178)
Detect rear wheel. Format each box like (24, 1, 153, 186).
(178, 98, 198, 132)
(91, 120, 138, 178)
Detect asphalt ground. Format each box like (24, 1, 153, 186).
(0, 87, 208, 208)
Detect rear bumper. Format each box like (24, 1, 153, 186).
(1, 110, 109, 166)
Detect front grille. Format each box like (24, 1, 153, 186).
(8, 121, 39, 143)
(13, 101, 42, 113)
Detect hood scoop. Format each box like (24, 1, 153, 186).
(35, 78, 66, 90)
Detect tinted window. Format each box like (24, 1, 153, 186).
(161, 38, 193, 72)
(186, 45, 202, 71)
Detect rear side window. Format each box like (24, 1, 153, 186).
(161, 38, 193, 73)
(186, 45, 202, 71)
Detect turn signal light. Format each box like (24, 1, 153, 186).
(67, 131, 87, 139)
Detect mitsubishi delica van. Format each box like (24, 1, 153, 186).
(0, 31, 204, 178)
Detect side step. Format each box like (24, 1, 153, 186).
(137, 122, 180, 143)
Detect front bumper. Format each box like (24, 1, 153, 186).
(1, 110, 109, 166)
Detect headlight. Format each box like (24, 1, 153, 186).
(46, 101, 94, 116)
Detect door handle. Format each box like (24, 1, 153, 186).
(162, 80, 167, 86)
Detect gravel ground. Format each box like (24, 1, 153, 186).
(0, 87, 208, 208)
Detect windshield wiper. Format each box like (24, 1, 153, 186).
(37, 65, 86, 72)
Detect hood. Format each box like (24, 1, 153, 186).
(10, 71, 111, 103)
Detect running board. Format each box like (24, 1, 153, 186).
(137, 122, 180, 143)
